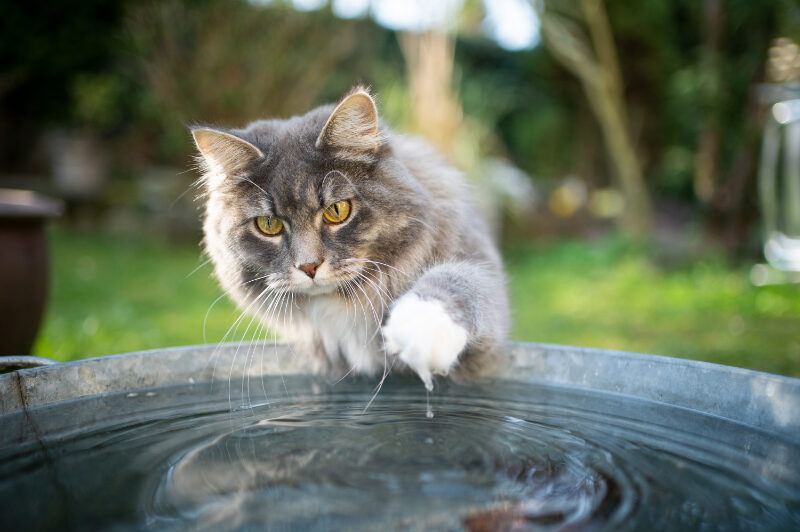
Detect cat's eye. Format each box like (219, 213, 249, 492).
(255, 216, 284, 236)
(322, 200, 351, 224)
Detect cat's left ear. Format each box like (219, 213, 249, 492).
(191, 128, 264, 188)
(316, 88, 382, 161)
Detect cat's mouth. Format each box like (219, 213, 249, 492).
(287, 266, 358, 296)
(296, 282, 339, 296)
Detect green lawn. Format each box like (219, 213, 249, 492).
(505, 239, 800, 377)
(34, 228, 245, 361)
(34, 227, 800, 377)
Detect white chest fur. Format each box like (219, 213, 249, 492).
(298, 295, 383, 374)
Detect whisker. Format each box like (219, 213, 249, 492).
(343, 257, 409, 277)
(340, 264, 397, 412)
(185, 257, 213, 279)
(230, 288, 281, 410)
(348, 278, 373, 350)
(340, 280, 362, 342)
(332, 364, 357, 386)
(334, 280, 369, 385)
(216, 287, 273, 406)
(359, 268, 395, 308)
(261, 286, 290, 398)
(203, 274, 269, 343)
(246, 288, 281, 408)
(277, 289, 294, 397)
(250, 306, 271, 406)
(407, 216, 436, 233)
(168, 164, 208, 209)
(351, 275, 383, 343)
(209, 278, 286, 402)
(355, 273, 394, 411)
(209, 285, 272, 387)
(363, 353, 398, 413)
(227, 173, 273, 204)
(259, 319, 270, 404)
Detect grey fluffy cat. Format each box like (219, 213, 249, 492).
(192, 87, 509, 390)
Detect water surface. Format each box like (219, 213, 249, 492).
(1, 375, 798, 531)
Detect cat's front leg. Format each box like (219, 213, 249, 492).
(381, 261, 507, 390)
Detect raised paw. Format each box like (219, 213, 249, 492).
(381, 293, 468, 391)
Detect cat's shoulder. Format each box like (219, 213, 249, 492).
(385, 133, 469, 199)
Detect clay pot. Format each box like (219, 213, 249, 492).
(0, 189, 62, 355)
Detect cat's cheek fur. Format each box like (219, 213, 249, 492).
(382, 293, 468, 391)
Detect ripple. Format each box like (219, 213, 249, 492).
(1, 377, 799, 531)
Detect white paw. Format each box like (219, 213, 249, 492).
(381, 294, 468, 391)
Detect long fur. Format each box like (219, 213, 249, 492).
(193, 88, 509, 381)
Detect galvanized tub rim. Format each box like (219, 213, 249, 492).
(1, 342, 798, 441)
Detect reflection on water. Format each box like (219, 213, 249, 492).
(1, 376, 798, 531)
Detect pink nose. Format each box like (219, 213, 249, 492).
(298, 262, 322, 279)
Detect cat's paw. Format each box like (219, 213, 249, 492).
(382, 294, 468, 391)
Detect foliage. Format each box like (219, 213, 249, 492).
(506, 237, 800, 377)
(0, 0, 406, 168)
(3, 0, 800, 245)
(35, 228, 800, 377)
(454, 0, 800, 246)
(0, 0, 129, 126)
(123, 0, 386, 161)
(0, 0, 131, 168)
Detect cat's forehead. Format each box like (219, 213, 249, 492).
(242, 110, 359, 214)
(214, 104, 376, 217)
(231, 152, 311, 219)
(245, 105, 333, 152)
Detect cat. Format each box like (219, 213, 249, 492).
(192, 87, 509, 390)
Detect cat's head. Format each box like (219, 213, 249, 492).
(192, 88, 431, 302)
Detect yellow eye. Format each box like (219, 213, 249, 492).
(322, 200, 351, 224)
(255, 216, 283, 236)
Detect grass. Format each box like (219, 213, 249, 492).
(506, 238, 800, 377)
(34, 228, 243, 361)
(34, 227, 800, 378)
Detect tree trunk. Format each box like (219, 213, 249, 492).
(694, 0, 723, 203)
(398, 31, 462, 157)
(538, 0, 653, 236)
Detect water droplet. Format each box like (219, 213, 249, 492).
(426, 389, 433, 418)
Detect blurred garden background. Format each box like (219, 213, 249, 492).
(1, 0, 800, 376)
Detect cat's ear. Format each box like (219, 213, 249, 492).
(316, 88, 382, 160)
(191, 128, 263, 188)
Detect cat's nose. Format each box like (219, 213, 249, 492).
(297, 261, 322, 279)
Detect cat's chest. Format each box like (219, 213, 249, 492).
(300, 296, 384, 374)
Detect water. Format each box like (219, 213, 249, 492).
(1, 375, 798, 531)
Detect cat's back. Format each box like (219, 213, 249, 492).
(387, 133, 500, 266)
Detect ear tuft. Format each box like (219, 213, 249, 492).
(191, 128, 263, 187)
(316, 88, 381, 159)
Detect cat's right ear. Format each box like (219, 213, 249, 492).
(191, 128, 263, 188)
